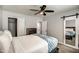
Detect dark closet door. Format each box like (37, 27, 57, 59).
(8, 18, 17, 37)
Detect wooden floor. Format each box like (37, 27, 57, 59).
(58, 44, 79, 53)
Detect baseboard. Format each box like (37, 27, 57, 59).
(58, 42, 64, 45)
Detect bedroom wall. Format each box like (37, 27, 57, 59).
(0, 6, 2, 31)
(2, 10, 43, 36)
(25, 16, 43, 28)
(2, 10, 26, 36)
(43, 9, 79, 43)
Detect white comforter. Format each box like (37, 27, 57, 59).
(12, 35, 48, 53)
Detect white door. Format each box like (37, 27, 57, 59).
(42, 21, 47, 35)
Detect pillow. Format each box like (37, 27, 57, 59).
(4, 30, 12, 41)
(0, 30, 12, 53)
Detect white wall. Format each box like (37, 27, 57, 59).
(44, 9, 79, 43)
(2, 10, 26, 36)
(2, 10, 43, 36)
(0, 7, 2, 31)
(25, 16, 43, 28)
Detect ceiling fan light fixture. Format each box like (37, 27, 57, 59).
(30, 5, 54, 16)
(40, 12, 43, 15)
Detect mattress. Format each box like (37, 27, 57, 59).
(12, 35, 48, 53)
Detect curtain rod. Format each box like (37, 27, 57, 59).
(61, 13, 79, 19)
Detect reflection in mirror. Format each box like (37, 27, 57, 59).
(78, 35, 79, 48)
(65, 20, 76, 46)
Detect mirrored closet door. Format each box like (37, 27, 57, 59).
(64, 16, 79, 49)
(65, 19, 76, 46)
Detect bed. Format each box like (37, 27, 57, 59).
(0, 30, 58, 53)
(34, 34, 58, 53)
(12, 35, 48, 53)
(12, 34, 58, 53)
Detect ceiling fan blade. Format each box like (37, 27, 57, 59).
(45, 10, 54, 12)
(34, 10, 42, 15)
(40, 5, 46, 10)
(30, 9, 39, 11)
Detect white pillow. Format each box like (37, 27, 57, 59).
(4, 30, 12, 41)
(0, 30, 12, 53)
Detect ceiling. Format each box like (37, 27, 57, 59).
(1, 5, 79, 16)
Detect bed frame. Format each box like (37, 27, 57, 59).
(26, 28, 37, 35)
(49, 47, 59, 53)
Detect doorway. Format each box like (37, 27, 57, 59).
(8, 17, 17, 37)
(37, 21, 47, 35)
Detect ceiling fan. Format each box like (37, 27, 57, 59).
(30, 5, 54, 16)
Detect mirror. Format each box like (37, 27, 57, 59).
(78, 35, 79, 48)
(65, 19, 76, 46)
